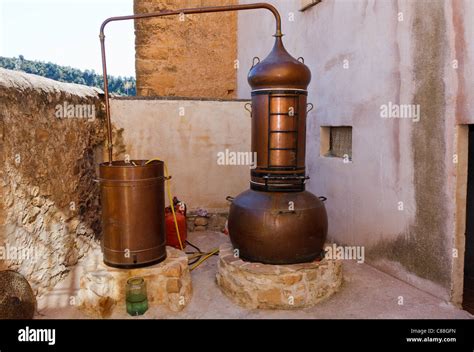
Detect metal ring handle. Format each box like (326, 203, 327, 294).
(252, 56, 261, 67)
(297, 57, 305, 63)
(244, 103, 252, 117)
(306, 103, 314, 113)
(319, 196, 327, 202)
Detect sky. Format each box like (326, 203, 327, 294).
(0, 0, 136, 77)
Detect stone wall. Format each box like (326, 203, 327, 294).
(0, 68, 106, 296)
(134, 0, 238, 98)
(186, 210, 228, 232)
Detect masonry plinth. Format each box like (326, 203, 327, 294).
(216, 244, 342, 309)
(77, 247, 192, 318)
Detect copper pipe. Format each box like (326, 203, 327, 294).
(99, 3, 282, 164)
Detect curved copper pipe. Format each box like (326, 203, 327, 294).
(99, 3, 282, 164)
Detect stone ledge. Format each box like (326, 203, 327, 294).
(77, 247, 192, 318)
(216, 244, 342, 309)
(0, 68, 102, 97)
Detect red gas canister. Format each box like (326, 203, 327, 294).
(165, 200, 187, 249)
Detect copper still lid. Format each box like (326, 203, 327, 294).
(248, 37, 311, 91)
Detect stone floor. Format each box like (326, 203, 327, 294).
(36, 231, 473, 319)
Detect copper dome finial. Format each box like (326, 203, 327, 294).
(248, 36, 311, 91)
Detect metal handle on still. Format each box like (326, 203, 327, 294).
(251, 56, 260, 68)
(244, 103, 252, 117)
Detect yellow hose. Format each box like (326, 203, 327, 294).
(190, 248, 219, 271)
(187, 252, 207, 260)
(145, 158, 183, 250)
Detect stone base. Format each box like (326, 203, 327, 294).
(77, 247, 192, 318)
(216, 244, 342, 309)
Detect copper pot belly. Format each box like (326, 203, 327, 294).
(228, 189, 327, 264)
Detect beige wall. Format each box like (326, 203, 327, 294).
(237, 0, 474, 301)
(134, 0, 238, 98)
(110, 98, 251, 211)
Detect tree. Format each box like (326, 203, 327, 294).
(0, 56, 136, 96)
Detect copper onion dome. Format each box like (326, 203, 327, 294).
(248, 37, 312, 91)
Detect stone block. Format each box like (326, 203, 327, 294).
(194, 217, 208, 226)
(216, 244, 342, 309)
(77, 247, 192, 318)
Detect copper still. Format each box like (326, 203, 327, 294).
(228, 34, 328, 264)
(98, 3, 285, 268)
(98, 3, 326, 267)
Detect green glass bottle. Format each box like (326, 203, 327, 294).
(126, 277, 148, 316)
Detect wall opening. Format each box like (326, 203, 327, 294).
(463, 125, 474, 313)
(320, 126, 352, 161)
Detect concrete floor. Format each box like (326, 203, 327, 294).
(37, 231, 473, 319)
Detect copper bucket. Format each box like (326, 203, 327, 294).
(99, 160, 167, 268)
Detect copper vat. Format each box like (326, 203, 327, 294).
(228, 35, 328, 264)
(99, 160, 167, 268)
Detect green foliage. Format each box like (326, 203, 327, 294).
(0, 55, 136, 96)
